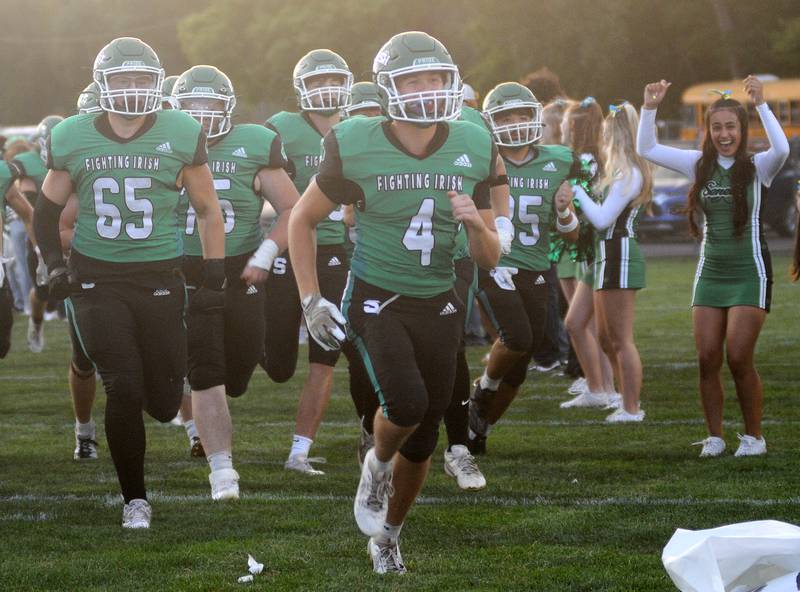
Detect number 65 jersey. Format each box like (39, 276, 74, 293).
(317, 117, 501, 298)
(48, 110, 207, 263)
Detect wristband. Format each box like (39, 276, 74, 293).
(557, 208, 571, 219)
(556, 216, 579, 233)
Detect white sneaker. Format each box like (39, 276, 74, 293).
(567, 377, 587, 395)
(284, 454, 325, 476)
(354, 449, 394, 536)
(122, 499, 151, 529)
(443, 445, 486, 491)
(605, 407, 645, 423)
(692, 436, 726, 457)
(604, 392, 623, 409)
(560, 391, 608, 408)
(734, 434, 766, 457)
(27, 318, 44, 353)
(209, 468, 240, 500)
(368, 537, 407, 575)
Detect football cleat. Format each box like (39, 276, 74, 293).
(444, 445, 486, 490)
(73, 435, 98, 461)
(734, 434, 766, 457)
(692, 436, 726, 458)
(368, 537, 407, 575)
(209, 468, 240, 501)
(122, 499, 151, 529)
(354, 449, 394, 536)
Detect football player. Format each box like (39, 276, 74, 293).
(288, 31, 507, 574)
(264, 49, 352, 475)
(173, 64, 298, 499)
(34, 37, 225, 528)
(468, 82, 579, 454)
(343, 82, 383, 118)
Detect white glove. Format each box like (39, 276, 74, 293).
(491, 266, 518, 291)
(246, 238, 279, 271)
(495, 216, 513, 255)
(0, 256, 13, 287)
(301, 293, 346, 351)
(34, 247, 48, 287)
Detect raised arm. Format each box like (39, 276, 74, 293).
(746, 76, 790, 186)
(573, 167, 643, 230)
(637, 80, 701, 179)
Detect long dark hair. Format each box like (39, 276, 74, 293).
(686, 98, 754, 239)
(565, 98, 605, 180)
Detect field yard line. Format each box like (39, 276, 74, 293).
(1, 492, 798, 509)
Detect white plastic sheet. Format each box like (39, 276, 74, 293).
(662, 520, 800, 592)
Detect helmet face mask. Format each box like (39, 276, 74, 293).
(483, 82, 543, 147)
(294, 68, 353, 113)
(373, 32, 463, 126)
(93, 38, 164, 117)
(174, 66, 236, 139)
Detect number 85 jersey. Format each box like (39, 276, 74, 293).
(317, 117, 501, 298)
(48, 110, 207, 263)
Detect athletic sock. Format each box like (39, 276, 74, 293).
(75, 419, 95, 439)
(207, 450, 233, 473)
(183, 419, 199, 441)
(377, 522, 403, 545)
(289, 435, 312, 458)
(480, 371, 501, 391)
(369, 452, 393, 473)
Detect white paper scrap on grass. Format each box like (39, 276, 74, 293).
(662, 520, 800, 592)
(247, 554, 264, 575)
(237, 575, 253, 584)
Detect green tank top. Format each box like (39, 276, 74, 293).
(181, 124, 282, 257)
(332, 117, 494, 297)
(500, 144, 574, 271)
(12, 150, 48, 191)
(49, 110, 205, 263)
(267, 111, 345, 245)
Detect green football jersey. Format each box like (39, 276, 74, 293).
(12, 150, 48, 192)
(453, 111, 492, 261)
(49, 110, 206, 263)
(181, 124, 285, 257)
(266, 111, 345, 246)
(500, 144, 575, 271)
(319, 117, 496, 297)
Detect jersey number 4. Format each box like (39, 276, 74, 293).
(403, 198, 435, 266)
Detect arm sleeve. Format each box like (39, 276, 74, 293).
(636, 108, 700, 180)
(267, 134, 288, 169)
(315, 131, 364, 205)
(753, 102, 790, 187)
(573, 167, 643, 230)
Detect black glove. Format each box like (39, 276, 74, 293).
(48, 265, 75, 301)
(188, 259, 225, 315)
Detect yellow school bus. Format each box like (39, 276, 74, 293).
(681, 76, 800, 143)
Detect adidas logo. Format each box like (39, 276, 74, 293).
(232, 146, 248, 158)
(439, 302, 458, 316)
(453, 154, 472, 168)
(153, 289, 171, 296)
(155, 142, 173, 154)
(543, 161, 557, 172)
(535, 275, 546, 285)
(246, 285, 258, 295)
(328, 256, 341, 267)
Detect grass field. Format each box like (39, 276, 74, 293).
(1, 255, 798, 591)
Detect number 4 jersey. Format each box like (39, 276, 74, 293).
(48, 110, 206, 263)
(181, 124, 286, 258)
(317, 117, 501, 298)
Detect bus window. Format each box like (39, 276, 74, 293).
(791, 100, 800, 125)
(681, 105, 695, 126)
(778, 101, 790, 124)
